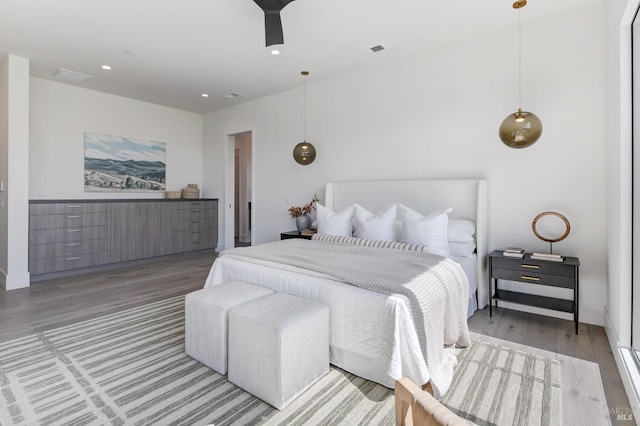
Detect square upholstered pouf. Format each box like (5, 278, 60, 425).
(228, 293, 329, 410)
(185, 281, 274, 374)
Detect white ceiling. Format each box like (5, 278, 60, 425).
(0, 0, 598, 114)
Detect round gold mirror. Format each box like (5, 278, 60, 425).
(293, 141, 316, 165)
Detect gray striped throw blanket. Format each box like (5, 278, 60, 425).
(220, 239, 471, 396)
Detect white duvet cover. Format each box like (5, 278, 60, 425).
(204, 252, 476, 391)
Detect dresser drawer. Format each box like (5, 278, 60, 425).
(29, 225, 111, 245)
(170, 208, 216, 221)
(171, 201, 217, 210)
(170, 219, 216, 232)
(30, 203, 111, 215)
(172, 228, 216, 243)
(30, 212, 111, 230)
(172, 239, 215, 253)
(29, 239, 111, 260)
(491, 256, 575, 277)
(29, 251, 111, 275)
(491, 267, 574, 289)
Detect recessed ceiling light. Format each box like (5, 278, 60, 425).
(271, 49, 280, 55)
(225, 93, 241, 99)
(201, 93, 209, 98)
(101, 65, 111, 70)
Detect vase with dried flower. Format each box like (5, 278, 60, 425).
(288, 195, 319, 232)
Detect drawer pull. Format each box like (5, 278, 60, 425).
(66, 229, 81, 233)
(191, 241, 200, 244)
(191, 231, 200, 234)
(66, 257, 81, 261)
(521, 264, 540, 269)
(191, 210, 201, 213)
(66, 215, 81, 219)
(521, 275, 541, 281)
(190, 221, 201, 224)
(66, 205, 82, 208)
(66, 243, 81, 247)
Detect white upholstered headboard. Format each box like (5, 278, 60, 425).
(325, 179, 488, 309)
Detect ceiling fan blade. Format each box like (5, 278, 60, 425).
(264, 12, 284, 46)
(253, 0, 296, 47)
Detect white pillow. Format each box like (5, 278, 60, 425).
(449, 242, 476, 258)
(398, 204, 452, 257)
(353, 204, 397, 241)
(315, 203, 355, 237)
(448, 219, 476, 243)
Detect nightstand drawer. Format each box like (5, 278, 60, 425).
(491, 267, 574, 288)
(492, 256, 575, 277)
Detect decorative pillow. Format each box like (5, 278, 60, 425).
(449, 242, 476, 258)
(353, 204, 397, 242)
(398, 204, 452, 257)
(311, 233, 428, 252)
(448, 219, 476, 243)
(315, 203, 355, 237)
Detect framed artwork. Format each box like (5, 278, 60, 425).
(84, 132, 166, 192)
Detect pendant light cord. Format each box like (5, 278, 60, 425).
(518, 7, 522, 108)
(303, 73, 307, 141)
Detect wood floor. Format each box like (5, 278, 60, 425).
(0, 251, 215, 343)
(0, 251, 631, 425)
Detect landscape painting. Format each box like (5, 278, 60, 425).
(84, 132, 166, 192)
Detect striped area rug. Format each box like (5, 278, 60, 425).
(0, 296, 561, 426)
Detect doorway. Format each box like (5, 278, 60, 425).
(226, 131, 253, 249)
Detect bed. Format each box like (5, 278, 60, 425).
(203, 179, 488, 396)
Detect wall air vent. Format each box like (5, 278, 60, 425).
(225, 93, 241, 99)
(53, 68, 94, 83)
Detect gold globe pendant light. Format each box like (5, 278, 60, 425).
(499, 0, 542, 149)
(293, 71, 317, 165)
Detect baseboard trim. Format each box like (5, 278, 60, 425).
(2, 271, 30, 290)
(605, 309, 640, 423)
(495, 300, 604, 326)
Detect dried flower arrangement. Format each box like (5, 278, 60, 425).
(288, 194, 319, 218)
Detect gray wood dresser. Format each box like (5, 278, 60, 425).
(29, 199, 218, 275)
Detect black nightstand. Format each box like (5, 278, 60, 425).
(489, 250, 580, 334)
(280, 230, 313, 240)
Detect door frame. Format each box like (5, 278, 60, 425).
(224, 130, 255, 249)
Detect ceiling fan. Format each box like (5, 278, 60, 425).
(253, 0, 296, 47)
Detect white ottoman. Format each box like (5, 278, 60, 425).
(228, 293, 329, 410)
(185, 281, 273, 374)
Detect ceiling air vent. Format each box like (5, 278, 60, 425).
(53, 68, 94, 84)
(359, 45, 385, 56)
(225, 93, 241, 99)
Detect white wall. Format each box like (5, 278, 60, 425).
(606, 0, 633, 349)
(0, 55, 30, 290)
(203, 3, 607, 325)
(29, 77, 204, 199)
(0, 57, 8, 286)
(604, 0, 639, 414)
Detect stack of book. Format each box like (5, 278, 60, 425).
(503, 247, 525, 258)
(531, 252, 564, 262)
